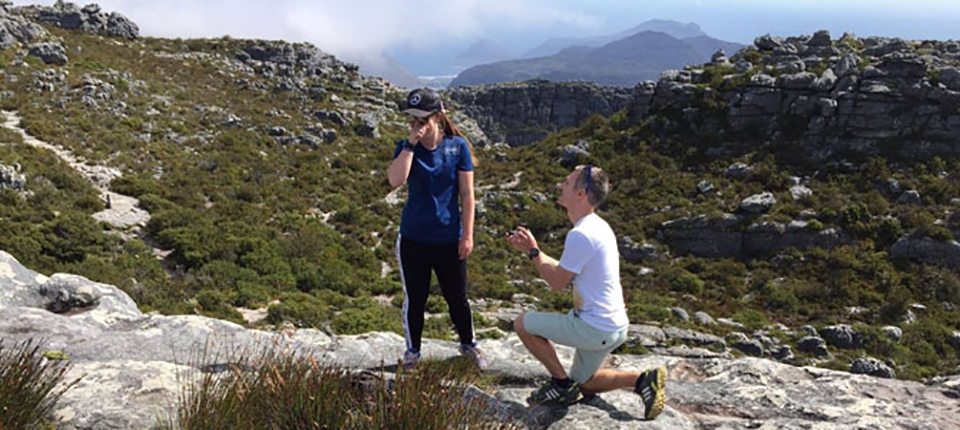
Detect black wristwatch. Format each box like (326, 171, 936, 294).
(402, 141, 416, 152)
(528, 248, 540, 260)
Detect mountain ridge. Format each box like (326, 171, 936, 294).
(450, 30, 744, 87)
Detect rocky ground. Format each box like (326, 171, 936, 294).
(3, 250, 959, 430)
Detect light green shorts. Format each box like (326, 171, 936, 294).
(522, 309, 627, 384)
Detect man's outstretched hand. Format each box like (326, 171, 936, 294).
(506, 226, 538, 254)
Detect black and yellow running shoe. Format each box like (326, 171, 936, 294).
(635, 366, 667, 420)
(526, 379, 583, 406)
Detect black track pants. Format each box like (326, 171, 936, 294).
(396, 235, 474, 352)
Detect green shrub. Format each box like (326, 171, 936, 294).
(627, 303, 671, 323)
(266, 292, 331, 328)
(331, 304, 402, 335)
(426, 295, 449, 314)
(732, 309, 770, 331)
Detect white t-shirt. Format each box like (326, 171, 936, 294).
(558, 213, 629, 333)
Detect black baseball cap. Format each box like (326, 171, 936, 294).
(399, 88, 443, 118)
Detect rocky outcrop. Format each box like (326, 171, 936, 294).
(623, 31, 960, 160)
(446, 80, 634, 146)
(660, 214, 846, 258)
(851, 357, 896, 379)
(0, 162, 25, 190)
(0, 1, 45, 48)
(12, 1, 139, 39)
(27, 42, 67, 65)
(3, 251, 959, 429)
(889, 234, 960, 269)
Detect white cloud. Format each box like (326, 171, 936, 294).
(18, 0, 599, 57)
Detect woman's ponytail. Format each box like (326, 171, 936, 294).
(438, 111, 479, 167)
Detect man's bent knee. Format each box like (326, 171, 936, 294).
(513, 314, 526, 334)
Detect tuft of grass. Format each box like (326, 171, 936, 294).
(0, 339, 80, 429)
(162, 344, 519, 430)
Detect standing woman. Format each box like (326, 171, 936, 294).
(387, 88, 487, 370)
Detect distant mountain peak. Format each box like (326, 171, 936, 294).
(522, 18, 707, 59)
(453, 38, 515, 70)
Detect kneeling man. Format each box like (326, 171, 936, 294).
(506, 164, 667, 420)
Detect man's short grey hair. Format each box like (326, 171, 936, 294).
(574, 165, 609, 207)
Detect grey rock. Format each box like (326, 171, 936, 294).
(749, 73, 777, 87)
(780, 72, 818, 90)
(670, 307, 690, 321)
(619, 236, 659, 262)
(447, 81, 632, 147)
(13, 1, 138, 39)
(305, 123, 338, 144)
(711, 48, 727, 63)
(662, 326, 726, 349)
(728, 332, 749, 344)
(28, 42, 68, 65)
(777, 58, 806, 74)
(314, 109, 347, 127)
(740, 192, 777, 214)
(771, 345, 794, 362)
(882, 326, 902, 342)
(797, 336, 829, 357)
(660, 213, 744, 258)
(754, 34, 783, 51)
(725, 162, 752, 178)
(732, 338, 764, 357)
(0, 7, 45, 48)
(881, 178, 902, 197)
(0, 163, 25, 191)
(821, 324, 863, 349)
(4, 250, 960, 429)
(814, 68, 838, 92)
(863, 39, 913, 57)
(104, 12, 138, 39)
(835, 53, 861, 77)
(790, 184, 812, 200)
(897, 189, 922, 205)
(692, 311, 716, 326)
(850, 357, 895, 379)
(734, 59, 752, 73)
(697, 180, 715, 194)
(808, 30, 832, 47)
(949, 331, 960, 350)
(356, 112, 380, 139)
(890, 234, 960, 270)
(716, 318, 745, 330)
(940, 67, 960, 91)
(625, 324, 667, 348)
(558, 143, 590, 168)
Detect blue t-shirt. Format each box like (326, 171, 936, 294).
(394, 135, 474, 244)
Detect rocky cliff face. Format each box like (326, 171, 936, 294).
(11, 0, 138, 40)
(3, 250, 959, 429)
(452, 31, 960, 158)
(630, 31, 960, 161)
(446, 80, 634, 146)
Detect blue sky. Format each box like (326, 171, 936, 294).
(17, 0, 960, 75)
